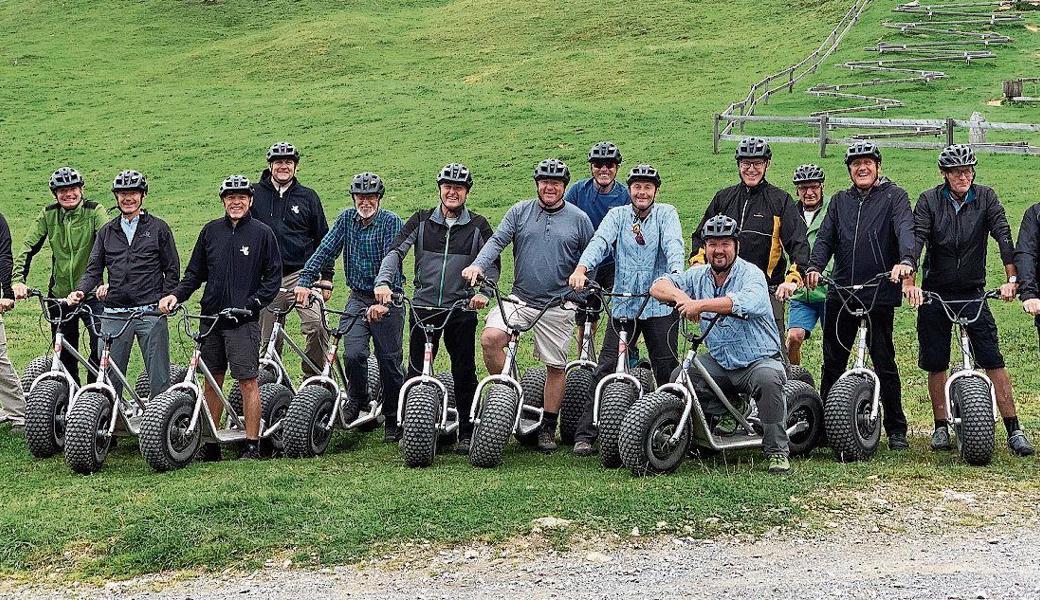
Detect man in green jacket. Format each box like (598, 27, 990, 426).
(13, 167, 108, 384)
(786, 164, 828, 366)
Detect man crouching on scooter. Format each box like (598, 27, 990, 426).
(650, 214, 791, 474)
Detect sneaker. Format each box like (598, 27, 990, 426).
(930, 427, 952, 451)
(455, 437, 471, 456)
(888, 433, 909, 451)
(1008, 430, 1036, 457)
(200, 442, 222, 462)
(537, 428, 558, 453)
(767, 454, 791, 474)
(383, 422, 402, 444)
(573, 441, 597, 457)
(239, 441, 261, 460)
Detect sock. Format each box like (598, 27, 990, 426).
(543, 410, 559, 432)
(1004, 416, 1021, 437)
(934, 419, 948, 430)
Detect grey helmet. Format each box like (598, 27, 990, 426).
(533, 158, 570, 184)
(702, 213, 740, 241)
(350, 172, 385, 197)
(588, 141, 623, 164)
(938, 144, 977, 169)
(267, 141, 300, 163)
(112, 170, 148, 195)
(792, 164, 825, 185)
(735, 137, 772, 161)
(49, 167, 84, 192)
(436, 163, 474, 190)
(219, 175, 253, 198)
(845, 141, 882, 165)
(626, 164, 661, 187)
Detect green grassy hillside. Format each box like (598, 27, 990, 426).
(0, 0, 1038, 580)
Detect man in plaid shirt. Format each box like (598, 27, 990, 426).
(296, 172, 405, 442)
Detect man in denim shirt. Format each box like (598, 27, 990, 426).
(568, 164, 685, 456)
(651, 214, 791, 474)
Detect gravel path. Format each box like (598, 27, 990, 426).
(7, 521, 1039, 600)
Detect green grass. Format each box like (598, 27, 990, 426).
(1, 0, 1039, 581)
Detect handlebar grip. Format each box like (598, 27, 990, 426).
(228, 308, 253, 318)
(311, 282, 334, 291)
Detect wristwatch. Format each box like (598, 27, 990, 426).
(1008, 275, 1018, 284)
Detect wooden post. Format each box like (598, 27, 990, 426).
(788, 67, 795, 93)
(713, 114, 721, 155)
(946, 117, 955, 146)
(818, 116, 829, 158)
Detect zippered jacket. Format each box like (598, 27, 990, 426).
(172, 212, 282, 324)
(76, 212, 181, 308)
(13, 200, 108, 297)
(808, 178, 916, 306)
(690, 179, 809, 286)
(792, 198, 831, 305)
(1015, 202, 1040, 302)
(375, 206, 499, 307)
(913, 183, 1014, 293)
(252, 170, 333, 279)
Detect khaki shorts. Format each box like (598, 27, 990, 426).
(484, 296, 575, 369)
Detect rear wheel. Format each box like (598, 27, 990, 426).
(228, 368, 278, 416)
(560, 367, 594, 446)
(784, 381, 824, 457)
(629, 365, 655, 395)
(824, 374, 881, 462)
(619, 391, 690, 476)
(20, 356, 52, 394)
(950, 375, 995, 466)
(64, 391, 113, 474)
(139, 390, 200, 472)
(134, 364, 191, 400)
(599, 380, 638, 468)
(401, 384, 440, 468)
(283, 386, 336, 458)
(435, 371, 458, 449)
(258, 383, 292, 457)
(516, 367, 547, 447)
(25, 379, 70, 458)
(786, 364, 816, 389)
(469, 384, 519, 468)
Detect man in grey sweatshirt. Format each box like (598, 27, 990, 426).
(463, 158, 595, 452)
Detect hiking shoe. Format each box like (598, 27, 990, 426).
(930, 427, 952, 451)
(238, 442, 261, 460)
(455, 437, 471, 456)
(888, 433, 909, 451)
(200, 442, 222, 462)
(573, 441, 597, 457)
(537, 428, 558, 453)
(383, 422, 402, 444)
(1008, 430, 1035, 457)
(767, 454, 791, 474)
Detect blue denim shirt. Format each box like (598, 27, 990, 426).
(579, 203, 685, 319)
(666, 257, 780, 369)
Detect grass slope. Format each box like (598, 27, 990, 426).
(0, 0, 1038, 580)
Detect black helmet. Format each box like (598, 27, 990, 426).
(792, 164, 825, 185)
(533, 158, 570, 184)
(735, 137, 772, 161)
(588, 141, 622, 164)
(845, 141, 882, 165)
(436, 163, 474, 190)
(219, 175, 253, 198)
(938, 144, 977, 169)
(267, 141, 300, 163)
(350, 172, 385, 197)
(49, 167, 84, 192)
(112, 170, 148, 195)
(626, 164, 661, 187)
(702, 214, 740, 241)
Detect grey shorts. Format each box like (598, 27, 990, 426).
(201, 321, 261, 380)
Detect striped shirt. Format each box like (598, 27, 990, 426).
(300, 208, 403, 294)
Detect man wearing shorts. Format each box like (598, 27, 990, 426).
(786, 164, 829, 366)
(463, 158, 595, 452)
(160, 175, 281, 460)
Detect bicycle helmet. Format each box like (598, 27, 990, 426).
(219, 175, 253, 198)
(792, 164, 825, 185)
(845, 141, 882, 165)
(735, 137, 772, 161)
(350, 172, 385, 197)
(938, 144, 977, 169)
(267, 141, 300, 163)
(112, 170, 148, 195)
(702, 214, 740, 240)
(533, 158, 570, 184)
(436, 163, 473, 190)
(588, 141, 623, 164)
(626, 164, 661, 187)
(49, 167, 84, 192)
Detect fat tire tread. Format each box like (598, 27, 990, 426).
(469, 384, 519, 468)
(824, 374, 880, 463)
(64, 391, 112, 475)
(401, 384, 440, 468)
(619, 391, 689, 476)
(24, 379, 69, 458)
(139, 390, 199, 472)
(283, 386, 336, 458)
(599, 380, 638, 468)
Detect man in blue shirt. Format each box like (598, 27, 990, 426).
(650, 214, 791, 474)
(295, 172, 406, 442)
(564, 142, 631, 352)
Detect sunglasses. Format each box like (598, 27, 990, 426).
(591, 161, 617, 170)
(632, 222, 645, 246)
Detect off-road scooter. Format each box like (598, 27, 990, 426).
(618, 313, 824, 476)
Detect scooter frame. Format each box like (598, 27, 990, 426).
(589, 284, 652, 428)
(257, 287, 323, 394)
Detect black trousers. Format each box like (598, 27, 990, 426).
(48, 298, 102, 386)
(820, 298, 907, 437)
(407, 308, 478, 438)
(575, 312, 679, 444)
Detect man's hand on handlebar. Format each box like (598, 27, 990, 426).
(461, 265, 484, 287)
(1023, 298, 1040, 316)
(469, 293, 488, 310)
(805, 271, 821, 290)
(0, 298, 13, 314)
(12, 283, 28, 301)
(159, 294, 179, 314)
(315, 280, 334, 302)
(66, 290, 86, 305)
(674, 296, 703, 322)
(374, 284, 393, 306)
(902, 281, 924, 308)
(293, 286, 314, 307)
(999, 282, 1018, 303)
(774, 282, 797, 302)
(95, 284, 109, 301)
(568, 266, 589, 292)
(890, 263, 914, 284)
(367, 303, 389, 322)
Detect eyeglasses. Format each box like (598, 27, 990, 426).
(591, 162, 617, 170)
(632, 222, 645, 246)
(739, 160, 767, 170)
(946, 168, 974, 179)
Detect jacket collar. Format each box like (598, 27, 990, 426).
(430, 205, 472, 226)
(223, 211, 253, 228)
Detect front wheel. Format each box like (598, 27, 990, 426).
(283, 386, 336, 458)
(824, 374, 881, 462)
(599, 380, 639, 468)
(469, 384, 519, 468)
(401, 384, 441, 468)
(259, 383, 292, 457)
(618, 391, 690, 477)
(64, 392, 114, 474)
(139, 390, 201, 472)
(24, 379, 70, 458)
(560, 367, 594, 446)
(784, 381, 824, 457)
(951, 375, 995, 466)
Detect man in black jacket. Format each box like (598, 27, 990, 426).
(68, 171, 180, 399)
(690, 137, 809, 336)
(904, 145, 1033, 456)
(252, 142, 333, 377)
(159, 176, 281, 460)
(0, 212, 24, 429)
(373, 163, 499, 454)
(806, 141, 916, 451)
(1016, 201, 1040, 348)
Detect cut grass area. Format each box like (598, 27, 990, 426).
(1, 0, 1040, 581)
